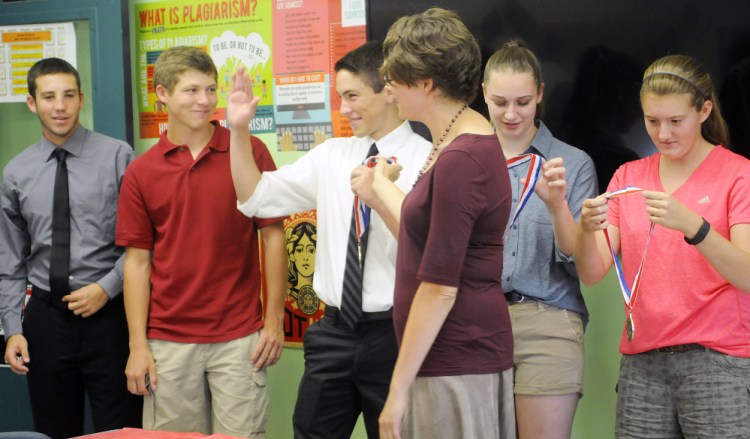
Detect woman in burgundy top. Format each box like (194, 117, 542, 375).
(351, 7, 514, 439)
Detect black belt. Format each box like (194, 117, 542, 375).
(504, 290, 527, 303)
(30, 285, 120, 316)
(31, 284, 72, 314)
(651, 343, 705, 354)
(325, 306, 392, 324)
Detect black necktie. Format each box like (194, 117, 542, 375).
(340, 142, 378, 328)
(49, 148, 70, 299)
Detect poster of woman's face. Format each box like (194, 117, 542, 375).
(282, 211, 324, 345)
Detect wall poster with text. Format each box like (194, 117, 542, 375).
(133, 0, 367, 345)
(0, 22, 76, 103)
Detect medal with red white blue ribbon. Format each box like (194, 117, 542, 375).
(604, 186, 653, 341)
(504, 153, 543, 243)
(353, 155, 396, 267)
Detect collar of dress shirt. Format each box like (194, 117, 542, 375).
(157, 120, 226, 155)
(41, 124, 87, 161)
(364, 121, 416, 158)
(525, 119, 555, 160)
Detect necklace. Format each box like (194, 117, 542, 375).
(416, 103, 469, 182)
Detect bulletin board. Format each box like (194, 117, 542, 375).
(132, 0, 368, 345)
(0, 22, 76, 102)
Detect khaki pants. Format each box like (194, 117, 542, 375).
(144, 332, 267, 438)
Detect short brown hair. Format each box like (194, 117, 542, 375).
(334, 41, 386, 93)
(153, 46, 218, 94)
(381, 7, 481, 103)
(27, 57, 80, 99)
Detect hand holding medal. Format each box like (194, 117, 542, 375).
(353, 155, 397, 239)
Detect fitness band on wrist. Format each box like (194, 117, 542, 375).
(684, 218, 710, 245)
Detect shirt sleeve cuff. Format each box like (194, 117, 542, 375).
(1, 311, 23, 341)
(237, 179, 266, 218)
(1, 279, 27, 339)
(97, 270, 122, 300)
(554, 244, 575, 264)
(2, 319, 23, 341)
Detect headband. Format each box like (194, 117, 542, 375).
(643, 71, 709, 101)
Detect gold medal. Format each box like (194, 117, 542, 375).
(626, 313, 635, 341)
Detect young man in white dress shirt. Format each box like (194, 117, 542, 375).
(227, 41, 431, 438)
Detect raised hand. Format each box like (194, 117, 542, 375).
(227, 65, 261, 131)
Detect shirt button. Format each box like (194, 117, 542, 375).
(68, 275, 74, 280)
(190, 167, 195, 171)
(512, 225, 517, 230)
(512, 252, 516, 256)
(513, 198, 517, 202)
(180, 147, 185, 152)
(505, 276, 510, 282)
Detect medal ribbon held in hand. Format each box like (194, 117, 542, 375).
(603, 186, 654, 341)
(503, 153, 543, 243)
(354, 155, 397, 239)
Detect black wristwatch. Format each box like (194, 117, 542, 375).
(684, 218, 710, 245)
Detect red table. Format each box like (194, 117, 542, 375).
(72, 429, 244, 438)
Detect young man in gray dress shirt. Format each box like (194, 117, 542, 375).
(0, 58, 141, 439)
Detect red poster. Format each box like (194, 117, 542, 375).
(282, 210, 323, 345)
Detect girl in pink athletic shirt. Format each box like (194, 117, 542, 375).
(575, 54, 750, 438)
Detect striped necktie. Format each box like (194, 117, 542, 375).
(340, 142, 378, 328)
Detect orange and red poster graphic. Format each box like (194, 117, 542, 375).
(282, 211, 323, 345)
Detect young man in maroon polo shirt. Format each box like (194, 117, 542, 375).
(115, 46, 287, 438)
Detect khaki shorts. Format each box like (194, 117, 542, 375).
(144, 332, 267, 438)
(509, 300, 584, 396)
